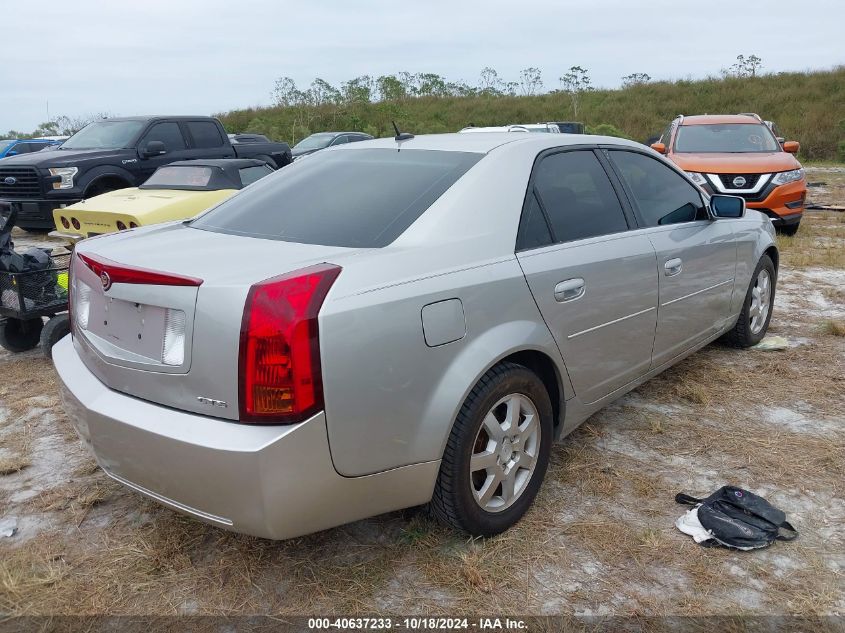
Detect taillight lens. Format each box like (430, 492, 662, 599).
(238, 263, 341, 424)
(116, 221, 127, 231)
(71, 217, 80, 230)
(61, 216, 70, 229)
(129, 222, 138, 229)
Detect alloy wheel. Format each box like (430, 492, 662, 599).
(469, 393, 541, 513)
(749, 268, 772, 335)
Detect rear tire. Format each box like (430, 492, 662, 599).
(40, 314, 70, 359)
(777, 221, 800, 236)
(724, 254, 776, 348)
(0, 318, 44, 353)
(429, 362, 553, 536)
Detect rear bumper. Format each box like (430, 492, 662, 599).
(53, 337, 439, 540)
(1, 198, 81, 230)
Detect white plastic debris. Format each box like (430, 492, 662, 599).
(752, 335, 789, 351)
(0, 516, 18, 537)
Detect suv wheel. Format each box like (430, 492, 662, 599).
(429, 362, 553, 536)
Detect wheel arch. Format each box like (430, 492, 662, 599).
(427, 321, 572, 466)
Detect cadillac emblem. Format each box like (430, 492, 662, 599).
(100, 271, 112, 291)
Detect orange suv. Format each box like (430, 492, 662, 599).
(651, 114, 806, 234)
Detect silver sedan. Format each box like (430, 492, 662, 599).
(54, 132, 778, 539)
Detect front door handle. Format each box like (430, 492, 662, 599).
(554, 278, 585, 302)
(664, 258, 683, 276)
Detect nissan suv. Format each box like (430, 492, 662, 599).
(651, 113, 806, 234)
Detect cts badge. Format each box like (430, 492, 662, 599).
(197, 396, 228, 408)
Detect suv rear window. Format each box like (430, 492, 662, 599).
(191, 149, 482, 248)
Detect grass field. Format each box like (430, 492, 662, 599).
(219, 68, 845, 161)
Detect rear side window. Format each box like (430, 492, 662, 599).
(609, 151, 707, 227)
(516, 192, 553, 250)
(187, 121, 224, 148)
(528, 150, 628, 244)
(192, 149, 482, 248)
(238, 165, 273, 186)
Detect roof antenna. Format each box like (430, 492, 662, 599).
(392, 121, 414, 142)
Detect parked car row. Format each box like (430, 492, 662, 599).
(48, 124, 780, 541)
(0, 116, 294, 230)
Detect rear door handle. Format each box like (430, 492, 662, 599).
(554, 278, 585, 302)
(664, 258, 683, 276)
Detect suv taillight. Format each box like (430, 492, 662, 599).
(238, 263, 341, 424)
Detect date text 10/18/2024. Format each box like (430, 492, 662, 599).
(307, 617, 528, 630)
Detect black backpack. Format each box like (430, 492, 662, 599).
(676, 486, 798, 550)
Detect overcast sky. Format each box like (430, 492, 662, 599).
(3, 0, 843, 132)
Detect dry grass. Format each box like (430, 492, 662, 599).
(820, 320, 845, 337)
(778, 212, 845, 269)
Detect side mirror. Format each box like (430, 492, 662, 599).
(710, 195, 745, 219)
(141, 140, 167, 158)
(782, 141, 800, 154)
(650, 142, 667, 154)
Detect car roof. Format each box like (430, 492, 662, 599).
(167, 158, 267, 170)
(680, 114, 762, 126)
(100, 116, 219, 122)
(339, 132, 644, 154)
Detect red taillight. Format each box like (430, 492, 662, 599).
(129, 222, 138, 229)
(61, 216, 70, 229)
(238, 263, 341, 424)
(116, 221, 127, 231)
(77, 252, 203, 287)
(71, 217, 80, 230)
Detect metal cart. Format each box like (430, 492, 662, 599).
(0, 205, 71, 358)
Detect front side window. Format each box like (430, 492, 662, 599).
(192, 148, 482, 248)
(529, 150, 629, 244)
(187, 121, 224, 149)
(0, 141, 14, 153)
(61, 121, 146, 150)
(141, 122, 187, 151)
(610, 151, 707, 227)
(673, 123, 780, 153)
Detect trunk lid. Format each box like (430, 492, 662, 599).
(72, 222, 356, 419)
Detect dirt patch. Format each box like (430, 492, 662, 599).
(0, 168, 843, 617)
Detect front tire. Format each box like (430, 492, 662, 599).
(724, 254, 776, 347)
(429, 362, 553, 536)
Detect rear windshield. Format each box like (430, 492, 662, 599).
(142, 166, 213, 189)
(191, 148, 482, 248)
(674, 123, 780, 153)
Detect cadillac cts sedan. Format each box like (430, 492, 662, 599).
(54, 133, 778, 539)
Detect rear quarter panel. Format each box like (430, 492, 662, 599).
(320, 255, 567, 477)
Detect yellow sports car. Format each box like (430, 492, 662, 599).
(51, 159, 274, 240)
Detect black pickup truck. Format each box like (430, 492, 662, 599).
(0, 116, 292, 230)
